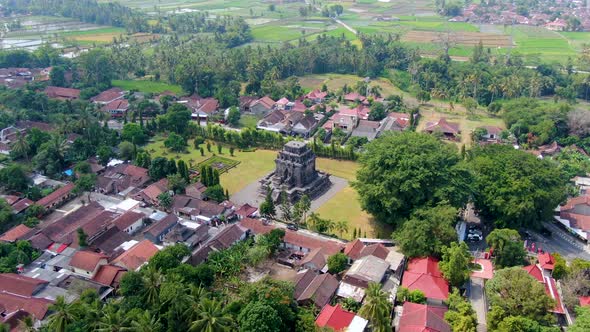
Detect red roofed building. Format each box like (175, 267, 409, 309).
(398, 302, 451, 332)
(35, 182, 75, 211)
(315, 304, 368, 331)
(344, 92, 366, 103)
(92, 265, 127, 288)
(135, 178, 168, 206)
(113, 210, 145, 235)
(556, 195, 590, 241)
(11, 198, 33, 215)
(112, 239, 159, 271)
(344, 239, 365, 262)
(249, 96, 275, 115)
(91, 87, 125, 104)
(306, 89, 328, 104)
(0, 273, 48, 297)
(0, 224, 33, 243)
(235, 204, 258, 219)
(579, 296, 590, 307)
(69, 251, 108, 278)
(401, 257, 449, 303)
(0, 292, 53, 325)
(523, 264, 565, 315)
(538, 252, 555, 272)
(423, 118, 460, 140)
(44, 86, 80, 100)
(102, 99, 129, 118)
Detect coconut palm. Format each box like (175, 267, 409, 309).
(96, 304, 130, 332)
(188, 298, 234, 332)
(358, 282, 392, 332)
(11, 131, 30, 160)
(46, 296, 79, 332)
(334, 220, 349, 238)
(142, 266, 163, 307)
(184, 286, 209, 322)
(130, 311, 162, 332)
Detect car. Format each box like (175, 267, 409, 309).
(540, 227, 552, 237)
(467, 233, 483, 241)
(468, 229, 483, 236)
(286, 224, 298, 231)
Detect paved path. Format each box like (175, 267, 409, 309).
(230, 175, 348, 211)
(531, 222, 590, 261)
(305, 0, 357, 35)
(469, 277, 487, 332)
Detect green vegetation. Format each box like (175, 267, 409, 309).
(112, 80, 183, 94)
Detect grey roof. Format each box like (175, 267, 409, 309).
(345, 255, 389, 284)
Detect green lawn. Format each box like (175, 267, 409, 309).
(112, 80, 183, 94)
(197, 155, 240, 174)
(238, 114, 261, 129)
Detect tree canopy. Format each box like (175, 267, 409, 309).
(354, 132, 470, 225)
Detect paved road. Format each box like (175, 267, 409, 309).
(469, 277, 487, 332)
(530, 222, 590, 261)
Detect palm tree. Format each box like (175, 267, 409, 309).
(96, 305, 130, 332)
(142, 266, 163, 307)
(358, 282, 392, 332)
(334, 220, 349, 238)
(46, 296, 79, 332)
(189, 298, 234, 332)
(18, 316, 36, 332)
(11, 131, 30, 160)
(130, 311, 162, 332)
(184, 286, 209, 322)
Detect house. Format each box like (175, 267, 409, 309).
(344, 239, 366, 262)
(188, 223, 247, 265)
(102, 99, 129, 118)
(476, 125, 503, 142)
(344, 92, 366, 103)
(257, 109, 308, 135)
(249, 96, 276, 115)
(275, 97, 290, 110)
(185, 181, 207, 199)
(35, 182, 75, 211)
(523, 264, 565, 315)
(163, 222, 209, 248)
(91, 87, 125, 105)
(112, 239, 160, 271)
(382, 112, 413, 132)
(342, 255, 390, 289)
(172, 195, 227, 223)
(44, 86, 81, 100)
(299, 247, 328, 271)
(113, 210, 146, 235)
(536, 142, 562, 158)
(397, 302, 451, 332)
(331, 107, 359, 132)
(235, 203, 258, 220)
(0, 292, 53, 329)
(238, 96, 258, 113)
(401, 257, 449, 304)
(306, 89, 328, 104)
(134, 178, 169, 206)
(0, 224, 34, 243)
(11, 198, 33, 215)
(423, 118, 460, 140)
(554, 195, 590, 241)
(0, 273, 48, 297)
(88, 226, 132, 256)
(144, 214, 178, 243)
(315, 304, 368, 332)
(92, 265, 127, 288)
(68, 251, 108, 278)
(546, 18, 567, 31)
(292, 114, 320, 138)
(292, 269, 339, 308)
(538, 252, 556, 274)
(96, 164, 150, 196)
(351, 119, 382, 141)
(178, 96, 220, 123)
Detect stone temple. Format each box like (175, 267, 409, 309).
(260, 141, 331, 203)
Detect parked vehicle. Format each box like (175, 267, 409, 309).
(287, 224, 298, 231)
(467, 233, 483, 241)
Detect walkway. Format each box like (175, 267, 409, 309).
(469, 277, 487, 332)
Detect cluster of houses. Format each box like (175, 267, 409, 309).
(0, 67, 50, 89)
(454, 1, 590, 31)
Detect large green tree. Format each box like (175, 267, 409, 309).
(238, 302, 281, 332)
(469, 145, 566, 228)
(485, 267, 555, 329)
(393, 204, 458, 258)
(570, 306, 590, 332)
(444, 289, 477, 332)
(358, 282, 392, 332)
(439, 241, 472, 288)
(485, 229, 526, 268)
(353, 132, 470, 225)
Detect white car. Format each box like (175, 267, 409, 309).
(467, 233, 483, 241)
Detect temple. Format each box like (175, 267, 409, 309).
(259, 141, 331, 203)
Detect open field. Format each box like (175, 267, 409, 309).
(238, 114, 261, 129)
(112, 80, 183, 94)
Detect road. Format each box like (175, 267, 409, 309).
(469, 277, 487, 332)
(530, 222, 590, 261)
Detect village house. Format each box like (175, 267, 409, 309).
(88, 226, 132, 257)
(178, 95, 220, 124)
(185, 181, 207, 200)
(172, 195, 228, 223)
(0, 273, 53, 328)
(189, 223, 248, 265)
(475, 125, 503, 143)
(163, 221, 209, 248)
(96, 164, 150, 197)
(351, 119, 383, 141)
(0, 224, 34, 243)
(101, 99, 129, 118)
(343, 92, 367, 104)
(554, 195, 590, 242)
(396, 302, 451, 332)
(235, 203, 258, 220)
(379, 112, 412, 133)
(522, 263, 566, 318)
(35, 182, 75, 211)
(143, 214, 178, 243)
(338, 255, 390, 302)
(92, 265, 127, 289)
(68, 251, 108, 278)
(91, 87, 125, 105)
(293, 269, 339, 308)
(112, 210, 146, 235)
(401, 257, 449, 305)
(43, 86, 81, 100)
(423, 118, 461, 141)
(134, 178, 169, 207)
(315, 304, 368, 332)
(244, 96, 275, 115)
(305, 89, 328, 104)
(330, 107, 360, 132)
(112, 239, 160, 271)
(257, 109, 320, 137)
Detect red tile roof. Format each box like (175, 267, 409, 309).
(579, 296, 590, 307)
(12, 198, 33, 214)
(538, 252, 555, 271)
(69, 251, 107, 272)
(35, 183, 75, 208)
(315, 304, 355, 331)
(92, 265, 127, 287)
(306, 89, 328, 100)
(2, 195, 19, 205)
(402, 257, 449, 301)
(0, 274, 48, 297)
(112, 239, 159, 271)
(359, 243, 389, 260)
(236, 204, 258, 218)
(91, 87, 124, 103)
(344, 239, 365, 260)
(523, 265, 565, 314)
(344, 92, 366, 102)
(102, 99, 129, 111)
(398, 302, 451, 332)
(255, 96, 276, 109)
(0, 224, 33, 242)
(113, 210, 145, 231)
(44, 86, 80, 99)
(424, 118, 460, 135)
(139, 178, 168, 203)
(0, 292, 53, 320)
(523, 264, 544, 282)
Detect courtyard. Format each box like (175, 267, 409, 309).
(144, 137, 393, 238)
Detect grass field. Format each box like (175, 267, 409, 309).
(112, 80, 183, 94)
(197, 155, 240, 174)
